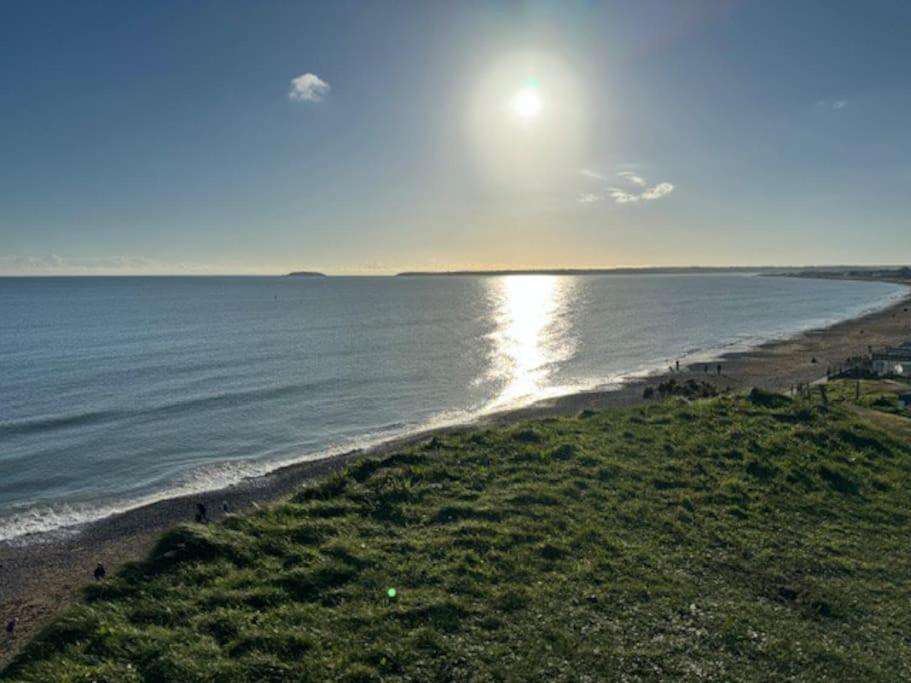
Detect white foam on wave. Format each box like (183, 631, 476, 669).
(0, 403, 496, 546)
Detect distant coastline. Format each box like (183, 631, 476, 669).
(394, 265, 909, 277)
(766, 266, 911, 285)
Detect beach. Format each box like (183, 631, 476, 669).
(2, 282, 910, 664)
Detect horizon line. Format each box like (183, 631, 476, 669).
(1, 264, 909, 278)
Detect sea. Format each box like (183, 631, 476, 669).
(1, 274, 907, 543)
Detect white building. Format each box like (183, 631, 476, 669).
(871, 342, 911, 377)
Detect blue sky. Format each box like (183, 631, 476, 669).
(1, 0, 909, 274)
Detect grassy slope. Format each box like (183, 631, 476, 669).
(4, 392, 911, 682)
(824, 377, 911, 415)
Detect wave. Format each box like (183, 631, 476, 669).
(0, 410, 121, 438)
(0, 379, 338, 439)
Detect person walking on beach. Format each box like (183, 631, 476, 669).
(716, 364, 722, 376)
(704, 364, 709, 374)
(6, 618, 15, 638)
(93, 563, 106, 581)
(675, 360, 680, 371)
(195, 502, 209, 524)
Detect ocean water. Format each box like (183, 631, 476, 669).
(0, 274, 906, 542)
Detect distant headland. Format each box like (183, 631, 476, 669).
(397, 266, 791, 277)
(772, 266, 911, 284)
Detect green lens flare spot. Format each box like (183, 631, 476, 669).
(387, 587, 397, 599)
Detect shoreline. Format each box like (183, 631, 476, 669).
(2, 277, 905, 546)
(2, 283, 910, 662)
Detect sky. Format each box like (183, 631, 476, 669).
(1, 0, 910, 275)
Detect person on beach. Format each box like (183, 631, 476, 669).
(676, 360, 680, 371)
(6, 618, 15, 637)
(196, 502, 209, 524)
(704, 364, 709, 374)
(93, 563, 106, 581)
(716, 364, 721, 375)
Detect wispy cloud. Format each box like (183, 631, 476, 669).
(607, 189, 638, 204)
(816, 98, 847, 110)
(580, 169, 608, 181)
(0, 255, 250, 275)
(640, 182, 675, 200)
(289, 73, 330, 102)
(606, 181, 675, 204)
(617, 171, 646, 186)
(578, 168, 675, 205)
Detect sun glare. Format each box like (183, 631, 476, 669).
(485, 275, 576, 407)
(467, 54, 587, 189)
(511, 85, 542, 120)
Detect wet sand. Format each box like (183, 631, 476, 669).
(2, 283, 910, 663)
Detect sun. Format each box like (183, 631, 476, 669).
(510, 82, 542, 120)
(468, 55, 587, 188)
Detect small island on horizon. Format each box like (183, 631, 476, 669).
(286, 271, 327, 278)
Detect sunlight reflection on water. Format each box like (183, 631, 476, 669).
(484, 275, 578, 407)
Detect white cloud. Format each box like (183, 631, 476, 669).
(608, 181, 673, 204)
(608, 188, 640, 204)
(289, 73, 330, 102)
(617, 171, 646, 186)
(579, 167, 675, 205)
(580, 168, 608, 181)
(640, 182, 675, 200)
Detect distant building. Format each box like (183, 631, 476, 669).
(871, 342, 911, 377)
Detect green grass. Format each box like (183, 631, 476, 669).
(824, 378, 911, 415)
(4, 391, 911, 682)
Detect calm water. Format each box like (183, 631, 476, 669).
(0, 274, 906, 542)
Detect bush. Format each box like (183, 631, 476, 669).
(748, 387, 791, 408)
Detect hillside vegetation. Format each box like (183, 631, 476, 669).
(4, 391, 911, 682)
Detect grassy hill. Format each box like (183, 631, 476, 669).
(4, 390, 911, 682)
